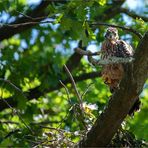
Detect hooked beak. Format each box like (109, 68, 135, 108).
(105, 33, 114, 40)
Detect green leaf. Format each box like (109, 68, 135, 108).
(95, 0, 107, 6)
(61, 18, 73, 30)
(54, 13, 64, 24)
(83, 21, 96, 40)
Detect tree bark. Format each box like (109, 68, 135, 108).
(78, 31, 148, 147)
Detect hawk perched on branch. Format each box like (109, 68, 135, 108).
(101, 27, 140, 116)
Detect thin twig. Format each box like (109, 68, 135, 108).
(32, 139, 57, 148)
(0, 19, 142, 39)
(81, 83, 94, 99)
(59, 80, 70, 102)
(4, 129, 20, 139)
(56, 111, 70, 129)
(0, 20, 53, 28)
(0, 78, 25, 98)
(39, 126, 64, 133)
(1, 98, 33, 134)
(90, 22, 142, 39)
(119, 8, 148, 22)
(0, 80, 33, 134)
(59, 80, 74, 129)
(64, 65, 88, 129)
(75, 48, 101, 56)
(15, 10, 47, 21)
(0, 121, 19, 125)
(63, 65, 83, 110)
(30, 120, 60, 125)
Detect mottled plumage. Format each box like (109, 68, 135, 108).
(101, 27, 134, 90)
(101, 27, 140, 116)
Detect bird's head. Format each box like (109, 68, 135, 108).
(105, 27, 119, 41)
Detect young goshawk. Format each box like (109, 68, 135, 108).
(101, 27, 140, 116)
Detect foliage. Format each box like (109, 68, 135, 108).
(0, 0, 147, 147)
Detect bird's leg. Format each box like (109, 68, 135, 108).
(109, 79, 120, 93)
(102, 74, 112, 85)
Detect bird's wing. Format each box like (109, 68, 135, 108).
(115, 40, 134, 57)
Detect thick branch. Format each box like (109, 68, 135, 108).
(95, 0, 125, 21)
(0, 1, 51, 41)
(0, 72, 100, 111)
(88, 56, 134, 65)
(0, 0, 125, 41)
(120, 8, 148, 22)
(78, 31, 148, 147)
(65, 41, 86, 72)
(75, 48, 134, 65)
(2, 20, 142, 39)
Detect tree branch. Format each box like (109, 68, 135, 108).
(95, 0, 126, 21)
(78, 31, 148, 147)
(0, 1, 51, 41)
(64, 65, 87, 129)
(65, 41, 86, 72)
(0, 0, 125, 41)
(64, 65, 83, 108)
(0, 71, 101, 111)
(75, 47, 101, 56)
(90, 22, 142, 39)
(75, 48, 134, 65)
(120, 8, 148, 22)
(1, 20, 142, 39)
(88, 56, 134, 65)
